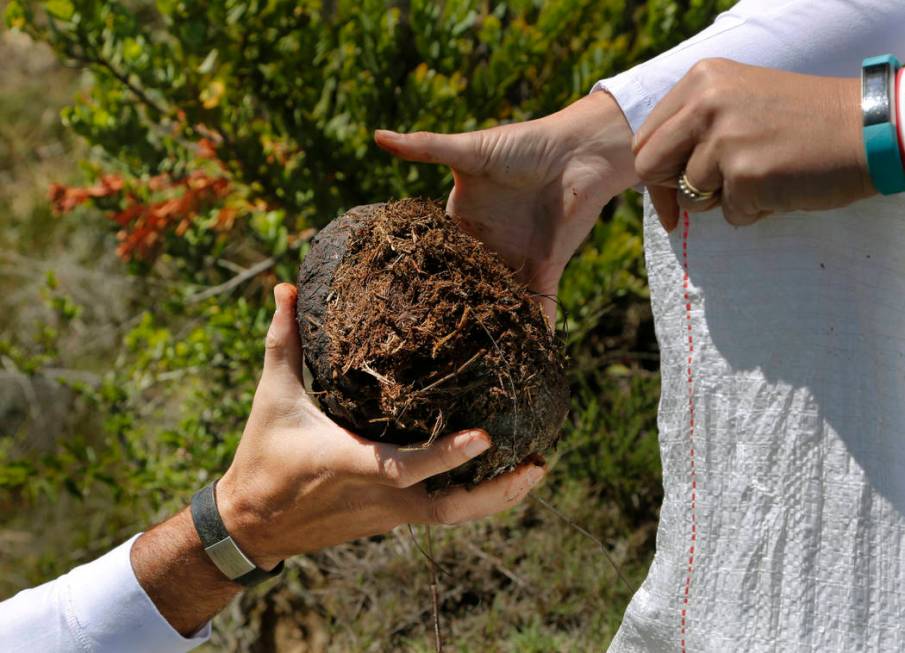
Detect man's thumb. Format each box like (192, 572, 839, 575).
(263, 282, 304, 381)
(374, 129, 479, 173)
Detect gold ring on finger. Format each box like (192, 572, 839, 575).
(678, 172, 719, 203)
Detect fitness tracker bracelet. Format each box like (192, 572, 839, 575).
(862, 54, 905, 195)
(190, 480, 285, 587)
(896, 68, 905, 164)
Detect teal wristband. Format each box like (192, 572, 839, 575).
(862, 55, 905, 195)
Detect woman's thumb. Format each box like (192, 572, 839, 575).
(374, 129, 479, 173)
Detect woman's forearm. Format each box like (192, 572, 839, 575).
(595, 0, 905, 133)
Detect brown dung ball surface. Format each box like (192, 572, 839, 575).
(296, 199, 569, 489)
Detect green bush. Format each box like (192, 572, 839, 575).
(1, 0, 733, 648)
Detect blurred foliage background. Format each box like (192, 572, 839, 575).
(0, 0, 732, 650)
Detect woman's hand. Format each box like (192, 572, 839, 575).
(633, 59, 875, 230)
(375, 92, 637, 322)
(216, 283, 546, 570)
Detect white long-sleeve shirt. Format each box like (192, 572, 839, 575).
(596, 0, 905, 132)
(594, 1, 905, 651)
(0, 535, 209, 652)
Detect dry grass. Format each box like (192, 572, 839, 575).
(208, 478, 656, 652)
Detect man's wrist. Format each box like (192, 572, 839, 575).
(131, 508, 241, 637)
(215, 475, 283, 571)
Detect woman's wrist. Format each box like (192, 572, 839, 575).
(592, 91, 640, 188)
(842, 75, 877, 199)
(546, 91, 639, 192)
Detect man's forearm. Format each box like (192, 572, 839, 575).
(131, 508, 241, 637)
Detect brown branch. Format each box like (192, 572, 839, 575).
(415, 350, 484, 396)
(186, 256, 276, 303)
(406, 524, 450, 576)
(405, 524, 445, 652)
(90, 55, 168, 116)
(461, 540, 533, 593)
(427, 526, 443, 653)
(62, 41, 170, 118)
(360, 363, 393, 386)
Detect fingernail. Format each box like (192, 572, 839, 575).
(376, 129, 400, 141)
(273, 286, 281, 314)
(274, 283, 295, 309)
(464, 433, 491, 457)
(526, 465, 545, 486)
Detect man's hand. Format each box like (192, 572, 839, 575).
(633, 59, 875, 230)
(375, 92, 637, 322)
(132, 283, 545, 636)
(216, 283, 546, 568)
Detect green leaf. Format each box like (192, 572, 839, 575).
(155, 0, 179, 16)
(45, 0, 74, 21)
(122, 38, 143, 63)
(4, 1, 26, 29)
(198, 48, 219, 74)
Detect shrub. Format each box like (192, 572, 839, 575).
(2, 0, 733, 647)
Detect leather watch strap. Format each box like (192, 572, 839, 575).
(190, 481, 284, 587)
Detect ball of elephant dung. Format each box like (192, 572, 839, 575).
(295, 199, 569, 489)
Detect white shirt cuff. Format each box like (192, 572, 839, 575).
(591, 71, 655, 135)
(589, 10, 749, 134)
(64, 534, 210, 652)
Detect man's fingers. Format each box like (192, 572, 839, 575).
(263, 283, 304, 383)
(374, 129, 479, 173)
(361, 429, 492, 489)
(411, 463, 546, 525)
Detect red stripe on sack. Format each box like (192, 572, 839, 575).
(680, 210, 698, 653)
